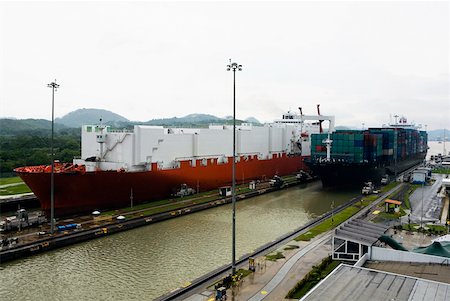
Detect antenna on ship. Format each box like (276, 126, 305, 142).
(48, 80, 60, 235)
(393, 114, 399, 125)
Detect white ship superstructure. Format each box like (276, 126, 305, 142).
(75, 110, 335, 172)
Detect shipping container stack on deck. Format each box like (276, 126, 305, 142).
(309, 127, 427, 186)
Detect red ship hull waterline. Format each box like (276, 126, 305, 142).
(15, 154, 307, 217)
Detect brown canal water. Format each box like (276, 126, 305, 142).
(0, 181, 358, 300)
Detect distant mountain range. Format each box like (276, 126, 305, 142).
(0, 108, 262, 136)
(53, 108, 261, 128)
(55, 108, 129, 127)
(427, 129, 450, 141)
(1, 108, 447, 140)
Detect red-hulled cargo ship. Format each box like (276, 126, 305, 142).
(15, 109, 335, 217)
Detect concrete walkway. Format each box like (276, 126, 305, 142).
(228, 186, 402, 300)
(247, 234, 330, 301)
(182, 184, 403, 301)
(181, 232, 333, 301)
(440, 195, 449, 225)
(409, 175, 443, 223)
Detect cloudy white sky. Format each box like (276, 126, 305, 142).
(0, 0, 448, 130)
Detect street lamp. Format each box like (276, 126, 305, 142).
(421, 181, 424, 230)
(48, 80, 59, 234)
(393, 115, 398, 179)
(227, 60, 242, 275)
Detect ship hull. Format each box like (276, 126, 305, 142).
(16, 154, 307, 217)
(310, 154, 425, 187)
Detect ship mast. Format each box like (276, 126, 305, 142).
(97, 118, 106, 162)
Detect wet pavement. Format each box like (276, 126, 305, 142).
(407, 174, 445, 224)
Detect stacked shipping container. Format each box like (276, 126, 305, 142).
(311, 128, 427, 166)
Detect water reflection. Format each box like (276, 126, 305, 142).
(0, 181, 358, 300)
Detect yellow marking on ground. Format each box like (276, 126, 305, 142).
(182, 281, 191, 287)
(372, 210, 380, 215)
(261, 291, 267, 295)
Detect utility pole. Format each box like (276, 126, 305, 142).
(227, 59, 242, 275)
(48, 80, 60, 235)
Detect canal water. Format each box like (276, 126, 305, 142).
(0, 181, 358, 300)
(427, 140, 448, 159)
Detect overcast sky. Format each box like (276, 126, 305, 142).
(0, 1, 448, 130)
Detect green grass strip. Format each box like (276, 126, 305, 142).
(235, 268, 253, 278)
(265, 252, 285, 261)
(403, 185, 420, 209)
(284, 245, 300, 251)
(0, 177, 24, 186)
(294, 205, 361, 241)
(380, 181, 399, 193)
(100, 180, 271, 217)
(0, 183, 32, 195)
(400, 223, 448, 234)
(286, 256, 340, 299)
(433, 168, 450, 175)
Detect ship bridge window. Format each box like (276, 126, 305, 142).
(87, 126, 92, 132)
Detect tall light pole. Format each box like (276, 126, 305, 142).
(393, 114, 399, 179)
(421, 181, 424, 230)
(48, 80, 59, 234)
(227, 60, 242, 275)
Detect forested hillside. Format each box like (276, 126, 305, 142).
(0, 120, 80, 174)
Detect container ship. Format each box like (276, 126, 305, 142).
(309, 116, 428, 187)
(15, 107, 335, 217)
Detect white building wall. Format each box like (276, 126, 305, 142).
(237, 127, 270, 156)
(412, 171, 426, 184)
(80, 127, 99, 159)
(283, 125, 296, 152)
(133, 126, 165, 165)
(269, 126, 283, 153)
(196, 129, 233, 157)
(152, 134, 194, 168)
(79, 120, 320, 170)
(371, 246, 450, 264)
(118, 135, 134, 167)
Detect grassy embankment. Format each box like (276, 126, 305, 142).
(285, 256, 341, 299)
(401, 223, 448, 235)
(294, 199, 371, 241)
(265, 252, 286, 261)
(433, 168, 450, 175)
(0, 176, 32, 196)
(294, 182, 400, 241)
